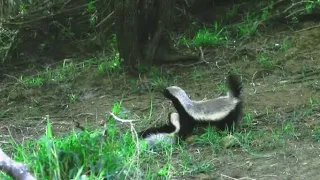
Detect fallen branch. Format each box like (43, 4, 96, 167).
(109, 112, 138, 123)
(0, 148, 36, 180)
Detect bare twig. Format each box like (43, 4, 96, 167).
(199, 46, 209, 64)
(284, 0, 313, 13)
(251, 71, 258, 94)
(95, 11, 114, 28)
(285, 8, 305, 18)
(109, 112, 138, 123)
(295, 23, 320, 33)
(166, 47, 208, 67)
(220, 174, 256, 180)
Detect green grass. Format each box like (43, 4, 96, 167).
(304, 1, 320, 14)
(3, 0, 320, 178)
(190, 68, 203, 81)
(192, 110, 311, 155)
(279, 38, 292, 51)
(130, 66, 174, 93)
(0, 102, 183, 180)
(192, 22, 229, 47)
(15, 34, 121, 89)
(2, 104, 317, 179)
(236, 129, 285, 153)
(17, 60, 77, 88)
(214, 81, 228, 94)
(195, 127, 226, 153)
(15, 54, 120, 89)
(194, 124, 288, 155)
(312, 125, 320, 142)
(149, 67, 170, 90)
(236, 12, 261, 38)
(257, 52, 273, 68)
(1, 102, 138, 179)
(97, 52, 121, 75)
(243, 112, 253, 129)
(175, 1, 277, 48)
(16, 51, 173, 96)
(68, 93, 77, 103)
(19, 75, 45, 87)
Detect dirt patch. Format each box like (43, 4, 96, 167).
(214, 141, 320, 180)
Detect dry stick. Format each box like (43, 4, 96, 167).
(3, 74, 26, 86)
(251, 71, 258, 94)
(0, 148, 36, 180)
(167, 46, 209, 67)
(296, 70, 320, 79)
(167, 58, 207, 67)
(3, 30, 19, 62)
(285, 8, 305, 18)
(260, 0, 285, 12)
(283, 0, 313, 13)
(282, 0, 314, 18)
(288, 77, 320, 85)
(1, 0, 103, 26)
(109, 112, 138, 123)
(95, 11, 114, 28)
(295, 23, 320, 33)
(220, 174, 256, 180)
(278, 70, 320, 84)
(199, 46, 209, 64)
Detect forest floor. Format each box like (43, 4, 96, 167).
(1, 21, 320, 180)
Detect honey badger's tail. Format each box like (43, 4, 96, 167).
(227, 74, 242, 98)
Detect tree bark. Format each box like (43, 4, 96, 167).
(114, 0, 198, 71)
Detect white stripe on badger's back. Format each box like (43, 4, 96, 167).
(188, 106, 232, 121)
(189, 97, 238, 121)
(166, 86, 240, 122)
(166, 86, 193, 107)
(194, 97, 239, 113)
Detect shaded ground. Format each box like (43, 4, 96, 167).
(1, 21, 320, 179)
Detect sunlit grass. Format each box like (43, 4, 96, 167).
(192, 22, 229, 47)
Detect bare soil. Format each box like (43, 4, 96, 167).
(1, 22, 320, 180)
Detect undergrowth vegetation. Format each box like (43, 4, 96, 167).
(178, 3, 272, 48)
(2, 82, 320, 179)
(2, 100, 314, 179)
(1, 102, 174, 179)
(176, 0, 320, 50)
(2, 1, 304, 91)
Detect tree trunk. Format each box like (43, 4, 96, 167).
(114, 0, 198, 71)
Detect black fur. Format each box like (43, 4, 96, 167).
(204, 100, 243, 131)
(162, 90, 196, 139)
(227, 74, 242, 98)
